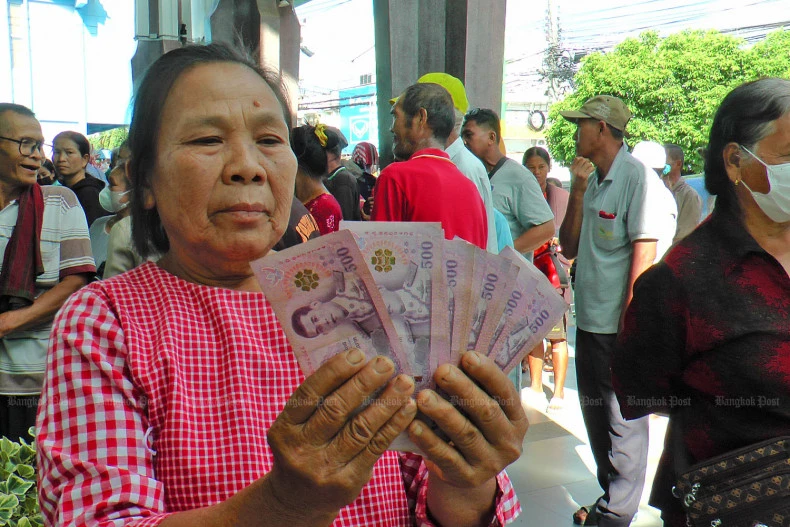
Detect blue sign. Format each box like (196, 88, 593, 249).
(338, 85, 378, 153)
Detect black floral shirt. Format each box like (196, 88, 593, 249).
(613, 208, 790, 525)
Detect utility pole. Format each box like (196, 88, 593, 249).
(540, 0, 574, 102)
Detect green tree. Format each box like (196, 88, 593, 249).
(545, 29, 789, 173)
(87, 127, 129, 153)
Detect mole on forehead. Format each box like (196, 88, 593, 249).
(253, 100, 261, 107)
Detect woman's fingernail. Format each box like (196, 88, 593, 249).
(465, 351, 481, 366)
(394, 375, 413, 393)
(401, 399, 417, 415)
(421, 390, 438, 407)
(373, 356, 393, 373)
(442, 365, 456, 381)
(412, 421, 423, 436)
(347, 348, 364, 365)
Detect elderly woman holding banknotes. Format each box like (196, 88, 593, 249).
(35, 43, 527, 527)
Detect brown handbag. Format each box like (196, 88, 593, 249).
(672, 436, 790, 527)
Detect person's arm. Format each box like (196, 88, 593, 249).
(512, 220, 554, 254)
(559, 157, 595, 259)
(620, 239, 656, 331)
(407, 352, 528, 527)
(0, 274, 89, 337)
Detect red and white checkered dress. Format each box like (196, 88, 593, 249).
(37, 263, 520, 526)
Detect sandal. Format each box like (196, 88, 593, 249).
(572, 504, 599, 525)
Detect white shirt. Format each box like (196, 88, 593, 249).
(446, 137, 499, 253)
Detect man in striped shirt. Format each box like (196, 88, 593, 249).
(0, 103, 95, 441)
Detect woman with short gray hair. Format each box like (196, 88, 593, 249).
(613, 77, 790, 526)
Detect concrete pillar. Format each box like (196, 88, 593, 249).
(209, 0, 300, 124)
(373, 0, 506, 167)
(131, 0, 182, 87)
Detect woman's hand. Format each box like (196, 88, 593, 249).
(407, 351, 527, 526)
(408, 351, 527, 524)
(265, 349, 417, 523)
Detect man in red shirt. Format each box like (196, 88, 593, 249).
(371, 83, 488, 250)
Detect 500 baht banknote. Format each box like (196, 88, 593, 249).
(462, 247, 520, 357)
(487, 246, 568, 373)
(251, 230, 410, 377)
(340, 221, 449, 392)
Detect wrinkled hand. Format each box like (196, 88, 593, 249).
(408, 351, 528, 488)
(266, 349, 417, 518)
(570, 157, 596, 188)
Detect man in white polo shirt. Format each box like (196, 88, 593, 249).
(559, 96, 665, 527)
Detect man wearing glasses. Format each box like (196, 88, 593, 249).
(0, 103, 95, 442)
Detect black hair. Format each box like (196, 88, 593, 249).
(323, 127, 347, 159)
(53, 131, 91, 158)
(522, 146, 551, 167)
(664, 143, 684, 166)
(127, 42, 292, 258)
(463, 108, 501, 144)
(42, 159, 55, 173)
(291, 125, 328, 179)
(705, 78, 790, 214)
(400, 83, 455, 143)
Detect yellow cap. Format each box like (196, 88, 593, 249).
(388, 72, 470, 113)
(417, 73, 469, 113)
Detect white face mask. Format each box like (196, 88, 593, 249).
(99, 186, 130, 213)
(740, 145, 790, 223)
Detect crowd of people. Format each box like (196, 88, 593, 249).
(0, 39, 787, 527)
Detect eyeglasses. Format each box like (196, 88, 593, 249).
(0, 136, 49, 156)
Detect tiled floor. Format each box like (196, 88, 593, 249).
(507, 323, 667, 526)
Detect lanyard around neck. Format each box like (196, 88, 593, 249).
(326, 166, 347, 182)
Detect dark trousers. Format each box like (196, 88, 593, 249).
(0, 395, 39, 443)
(576, 329, 649, 527)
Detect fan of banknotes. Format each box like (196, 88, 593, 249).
(251, 222, 567, 451)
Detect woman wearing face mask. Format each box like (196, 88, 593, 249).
(37, 159, 58, 186)
(89, 143, 132, 277)
(612, 78, 790, 526)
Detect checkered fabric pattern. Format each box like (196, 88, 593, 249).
(37, 263, 520, 526)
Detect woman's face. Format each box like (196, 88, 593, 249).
(52, 138, 88, 177)
(37, 164, 55, 185)
(107, 166, 129, 193)
(739, 111, 790, 195)
(146, 62, 297, 278)
(525, 154, 550, 192)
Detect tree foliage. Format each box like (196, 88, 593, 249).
(87, 127, 128, 153)
(545, 29, 790, 173)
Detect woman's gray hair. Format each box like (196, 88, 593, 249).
(705, 78, 790, 214)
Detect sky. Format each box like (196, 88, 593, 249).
(295, 0, 790, 100)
